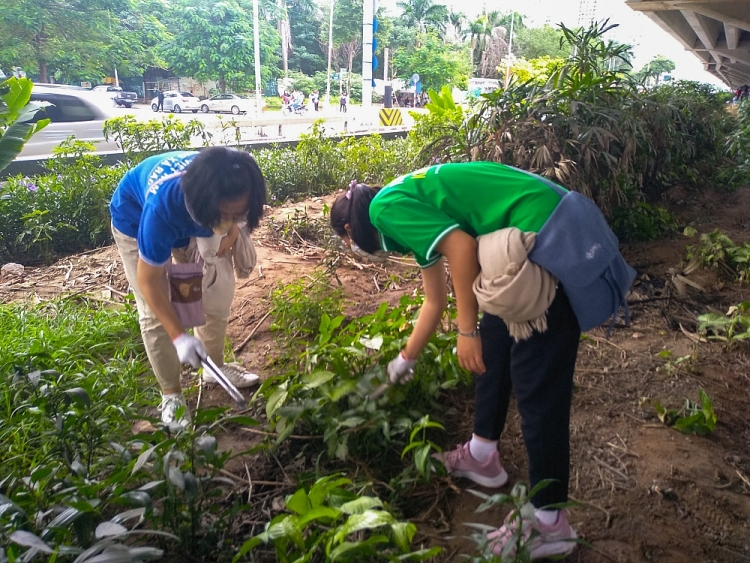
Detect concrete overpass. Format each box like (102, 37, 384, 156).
(626, 0, 750, 87)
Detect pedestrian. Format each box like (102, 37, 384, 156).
(311, 90, 319, 111)
(109, 148, 266, 429)
(339, 91, 347, 113)
(156, 89, 165, 112)
(329, 162, 631, 559)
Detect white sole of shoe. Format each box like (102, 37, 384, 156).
(453, 467, 509, 488)
(531, 532, 578, 559)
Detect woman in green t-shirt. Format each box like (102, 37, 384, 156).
(330, 162, 580, 559)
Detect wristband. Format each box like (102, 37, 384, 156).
(458, 329, 480, 338)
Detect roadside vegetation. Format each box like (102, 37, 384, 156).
(2, 21, 750, 562)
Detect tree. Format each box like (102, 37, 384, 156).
(635, 55, 675, 85)
(392, 31, 470, 91)
(161, 0, 281, 93)
(514, 25, 570, 60)
(320, 0, 363, 94)
(469, 11, 509, 78)
(507, 56, 565, 84)
(443, 10, 467, 44)
(396, 0, 448, 34)
(286, 0, 326, 75)
(0, 0, 163, 84)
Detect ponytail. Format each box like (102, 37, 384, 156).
(330, 182, 381, 253)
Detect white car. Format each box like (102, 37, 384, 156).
(151, 91, 201, 113)
(20, 86, 119, 157)
(200, 94, 254, 115)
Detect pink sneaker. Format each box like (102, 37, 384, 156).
(432, 442, 508, 488)
(488, 508, 577, 560)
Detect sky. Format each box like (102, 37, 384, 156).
(378, 0, 729, 89)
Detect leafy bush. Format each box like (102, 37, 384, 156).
(685, 228, 750, 281)
(0, 139, 124, 264)
(253, 122, 414, 203)
(234, 474, 441, 562)
(698, 301, 750, 342)
(103, 115, 207, 166)
(260, 291, 466, 478)
(0, 298, 262, 561)
(611, 200, 678, 241)
(423, 21, 730, 216)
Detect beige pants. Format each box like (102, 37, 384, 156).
(112, 225, 235, 394)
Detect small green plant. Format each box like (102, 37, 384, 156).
(233, 474, 441, 562)
(652, 389, 718, 435)
(464, 481, 577, 563)
(611, 201, 678, 242)
(685, 228, 750, 282)
(655, 349, 695, 377)
(697, 301, 750, 342)
(401, 416, 444, 482)
(268, 273, 345, 342)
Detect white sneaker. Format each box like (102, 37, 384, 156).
(158, 392, 191, 429)
(202, 362, 260, 389)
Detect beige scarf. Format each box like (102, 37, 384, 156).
(472, 228, 557, 341)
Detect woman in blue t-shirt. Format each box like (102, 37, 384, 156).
(110, 147, 266, 428)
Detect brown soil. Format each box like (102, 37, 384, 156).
(2, 188, 749, 562)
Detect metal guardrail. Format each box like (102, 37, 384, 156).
(2, 129, 409, 180)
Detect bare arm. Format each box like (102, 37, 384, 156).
(436, 229, 486, 374)
(136, 258, 184, 340)
(403, 259, 448, 360)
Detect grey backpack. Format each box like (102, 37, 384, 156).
(527, 179, 636, 333)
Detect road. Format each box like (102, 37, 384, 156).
(17, 103, 416, 159)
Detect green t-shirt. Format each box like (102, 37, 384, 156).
(369, 162, 565, 267)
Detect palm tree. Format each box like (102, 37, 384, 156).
(469, 10, 503, 76)
(442, 10, 467, 44)
(396, 0, 449, 33)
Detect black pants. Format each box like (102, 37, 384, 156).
(474, 290, 580, 508)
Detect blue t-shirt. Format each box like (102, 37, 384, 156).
(110, 151, 213, 266)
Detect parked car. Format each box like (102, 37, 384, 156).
(151, 91, 201, 113)
(91, 85, 138, 108)
(20, 86, 118, 157)
(200, 93, 254, 115)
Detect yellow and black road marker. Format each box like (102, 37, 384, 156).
(378, 108, 403, 126)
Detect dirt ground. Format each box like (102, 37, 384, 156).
(2, 187, 749, 563)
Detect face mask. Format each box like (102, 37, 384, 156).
(351, 242, 390, 263)
(213, 220, 234, 236)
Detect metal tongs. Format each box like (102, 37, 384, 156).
(201, 356, 247, 409)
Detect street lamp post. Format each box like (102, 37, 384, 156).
(325, 0, 335, 109)
(253, 0, 262, 115)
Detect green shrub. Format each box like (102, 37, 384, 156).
(0, 139, 124, 264)
(424, 21, 730, 216)
(103, 114, 207, 166)
(611, 200, 678, 241)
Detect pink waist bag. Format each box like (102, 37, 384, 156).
(166, 260, 206, 328)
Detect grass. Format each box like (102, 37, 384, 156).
(0, 297, 149, 482)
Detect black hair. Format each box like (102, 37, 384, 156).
(181, 147, 266, 231)
(330, 183, 381, 253)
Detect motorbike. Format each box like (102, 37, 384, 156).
(282, 102, 308, 116)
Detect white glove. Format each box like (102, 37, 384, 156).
(173, 333, 207, 368)
(387, 351, 416, 384)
